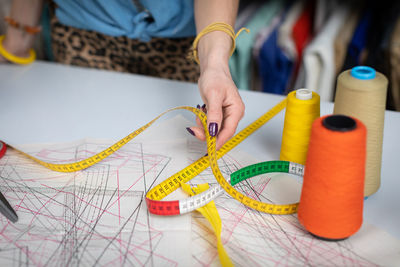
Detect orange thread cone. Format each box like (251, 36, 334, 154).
(298, 115, 366, 240)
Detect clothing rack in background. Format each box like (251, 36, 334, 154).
(230, 0, 400, 111)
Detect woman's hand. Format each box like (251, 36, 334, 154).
(190, 0, 241, 150)
(188, 62, 244, 150)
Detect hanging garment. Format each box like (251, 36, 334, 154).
(341, 7, 372, 70)
(253, 11, 283, 61)
(313, 0, 338, 34)
(251, 10, 284, 91)
(235, 2, 263, 31)
(258, 27, 293, 94)
(364, 2, 400, 67)
(292, 0, 315, 65)
(278, 0, 304, 66)
(295, 3, 349, 101)
(289, 0, 315, 92)
(363, 2, 400, 70)
(257, 3, 298, 96)
(229, 0, 283, 90)
(333, 7, 360, 76)
(280, 0, 307, 92)
(363, 2, 400, 110)
(389, 17, 400, 110)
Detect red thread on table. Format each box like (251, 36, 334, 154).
(298, 115, 366, 240)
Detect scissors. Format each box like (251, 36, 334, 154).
(0, 141, 18, 223)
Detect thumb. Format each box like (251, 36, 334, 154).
(205, 96, 223, 138)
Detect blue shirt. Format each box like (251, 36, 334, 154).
(342, 9, 372, 69)
(54, 0, 196, 41)
(258, 25, 293, 94)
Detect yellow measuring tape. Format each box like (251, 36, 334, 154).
(181, 183, 233, 267)
(8, 98, 298, 215)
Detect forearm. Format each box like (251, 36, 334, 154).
(3, 0, 43, 56)
(194, 0, 239, 72)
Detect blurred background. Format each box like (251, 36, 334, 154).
(1, 0, 399, 111)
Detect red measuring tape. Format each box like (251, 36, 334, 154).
(0, 141, 6, 159)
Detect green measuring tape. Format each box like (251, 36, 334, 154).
(230, 160, 304, 185)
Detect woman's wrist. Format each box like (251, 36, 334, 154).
(2, 0, 43, 58)
(197, 31, 232, 72)
(2, 27, 35, 57)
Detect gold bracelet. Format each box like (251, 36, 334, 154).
(190, 22, 249, 64)
(0, 35, 36, 65)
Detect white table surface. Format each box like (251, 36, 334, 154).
(1, 61, 399, 240)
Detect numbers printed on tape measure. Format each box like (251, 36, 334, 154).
(9, 99, 299, 215)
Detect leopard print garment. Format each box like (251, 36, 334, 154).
(50, 16, 200, 82)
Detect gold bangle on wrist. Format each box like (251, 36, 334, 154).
(190, 22, 249, 64)
(0, 35, 36, 65)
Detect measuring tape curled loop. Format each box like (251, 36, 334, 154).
(9, 98, 298, 215)
(145, 98, 299, 216)
(146, 160, 304, 216)
(229, 160, 303, 212)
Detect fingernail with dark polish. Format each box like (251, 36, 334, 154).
(208, 123, 218, 137)
(204, 153, 208, 157)
(186, 127, 195, 136)
(196, 104, 200, 109)
(201, 104, 206, 109)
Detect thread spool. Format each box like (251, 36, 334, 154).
(333, 66, 388, 196)
(298, 115, 366, 241)
(280, 89, 320, 165)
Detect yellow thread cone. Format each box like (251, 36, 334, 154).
(280, 89, 320, 165)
